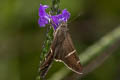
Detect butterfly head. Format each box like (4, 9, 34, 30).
(58, 22, 68, 32)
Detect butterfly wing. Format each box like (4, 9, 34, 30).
(55, 33, 82, 74)
(40, 50, 54, 79)
(39, 27, 66, 78)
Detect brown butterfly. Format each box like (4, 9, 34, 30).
(39, 22, 82, 79)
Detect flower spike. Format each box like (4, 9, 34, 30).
(38, 4, 70, 30)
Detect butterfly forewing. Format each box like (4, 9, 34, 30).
(55, 32, 82, 74)
(40, 50, 54, 79)
(39, 24, 66, 78)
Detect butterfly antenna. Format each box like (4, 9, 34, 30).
(68, 13, 81, 24)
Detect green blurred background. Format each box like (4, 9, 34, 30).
(0, 0, 120, 80)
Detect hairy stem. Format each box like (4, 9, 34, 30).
(37, 0, 61, 80)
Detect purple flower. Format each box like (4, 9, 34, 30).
(51, 9, 70, 29)
(38, 4, 50, 27)
(58, 9, 70, 22)
(38, 4, 70, 30)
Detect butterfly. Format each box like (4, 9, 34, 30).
(39, 22, 82, 79)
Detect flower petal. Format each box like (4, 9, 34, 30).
(51, 9, 70, 30)
(38, 4, 50, 27)
(39, 4, 49, 16)
(61, 9, 70, 22)
(51, 16, 60, 29)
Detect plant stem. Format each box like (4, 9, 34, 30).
(37, 0, 61, 80)
(51, 0, 60, 15)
